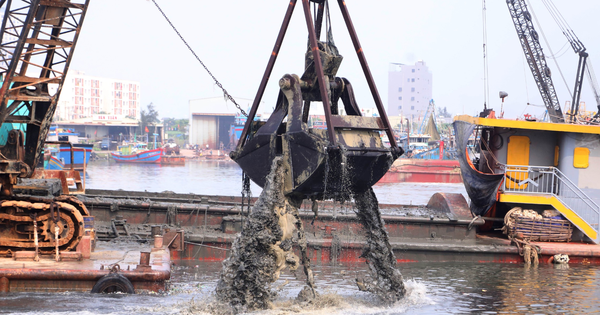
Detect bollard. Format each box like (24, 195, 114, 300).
(154, 235, 163, 249)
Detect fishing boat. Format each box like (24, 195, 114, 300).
(57, 143, 93, 168)
(379, 112, 462, 183)
(111, 143, 163, 164)
(47, 127, 93, 168)
(44, 155, 65, 170)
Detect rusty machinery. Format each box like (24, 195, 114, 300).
(0, 0, 91, 256)
(231, 0, 403, 200)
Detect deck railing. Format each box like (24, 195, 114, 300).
(502, 164, 600, 236)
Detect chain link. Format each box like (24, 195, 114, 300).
(151, 0, 248, 117)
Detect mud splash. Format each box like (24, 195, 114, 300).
(354, 188, 406, 303)
(216, 157, 315, 313)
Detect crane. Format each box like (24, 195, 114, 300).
(0, 0, 91, 256)
(537, 0, 600, 122)
(506, 0, 564, 123)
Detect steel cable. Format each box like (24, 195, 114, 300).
(150, 0, 247, 116)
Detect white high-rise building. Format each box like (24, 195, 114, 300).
(55, 70, 141, 121)
(387, 61, 432, 119)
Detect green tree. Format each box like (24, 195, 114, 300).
(140, 103, 159, 134)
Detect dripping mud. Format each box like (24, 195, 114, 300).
(215, 157, 406, 313)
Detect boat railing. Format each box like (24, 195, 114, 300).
(501, 164, 600, 234)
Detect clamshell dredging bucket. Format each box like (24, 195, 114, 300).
(231, 75, 401, 200)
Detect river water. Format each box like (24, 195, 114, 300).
(2, 160, 599, 314)
(83, 159, 468, 205)
(1, 261, 599, 314)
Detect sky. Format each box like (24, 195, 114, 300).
(69, 0, 600, 120)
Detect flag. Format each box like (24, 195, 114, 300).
(145, 126, 149, 133)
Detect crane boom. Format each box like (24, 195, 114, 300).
(506, 0, 564, 123)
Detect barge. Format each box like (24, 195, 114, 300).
(378, 158, 462, 184)
(70, 189, 600, 265)
(0, 240, 172, 293)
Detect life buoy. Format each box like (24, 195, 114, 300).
(91, 273, 135, 294)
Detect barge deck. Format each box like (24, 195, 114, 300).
(77, 189, 600, 265)
(0, 240, 171, 293)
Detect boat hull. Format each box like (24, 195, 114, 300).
(58, 144, 93, 168)
(378, 159, 462, 183)
(111, 148, 162, 164)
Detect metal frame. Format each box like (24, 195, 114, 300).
(0, 0, 89, 194)
(237, 0, 398, 149)
(502, 164, 599, 236)
(506, 0, 564, 123)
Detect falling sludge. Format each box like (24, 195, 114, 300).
(216, 157, 405, 313)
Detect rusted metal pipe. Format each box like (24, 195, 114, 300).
(139, 252, 150, 266)
(237, 0, 298, 149)
(154, 235, 163, 249)
(336, 0, 398, 149)
(314, 2, 325, 39)
(302, 0, 336, 144)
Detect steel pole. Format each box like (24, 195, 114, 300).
(237, 0, 297, 149)
(302, 0, 336, 144)
(336, 0, 398, 149)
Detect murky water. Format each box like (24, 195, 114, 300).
(83, 159, 467, 205)
(1, 261, 599, 314)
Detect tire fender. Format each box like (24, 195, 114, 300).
(91, 272, 134, 294)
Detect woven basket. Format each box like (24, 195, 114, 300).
(509, 216, 572, 242)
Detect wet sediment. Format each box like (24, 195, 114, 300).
(354, 187, 406, 302)
(216, 157, 315, 313)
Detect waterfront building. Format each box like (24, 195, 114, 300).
(54, 70, 141, 121)
(189, 97, 254, 149)
(387, 61, 432, 121)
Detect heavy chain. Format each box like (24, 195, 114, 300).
(241, 172, 252, 217)
(151, 0, 248, 117)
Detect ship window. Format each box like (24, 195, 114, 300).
(554, 146, 559, 167)
(573, 147, 590, 168)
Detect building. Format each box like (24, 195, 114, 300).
(54, 70, 141, 121)
(387, 61, 432, 119)
(189, 97, 255, 150)
(52, 114, 163, 144)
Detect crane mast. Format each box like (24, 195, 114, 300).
(506, 0, 564, 123)
(0, 0, 89, 194)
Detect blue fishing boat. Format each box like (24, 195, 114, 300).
(57, 144, 93, 168)
(44, 155, 65, 170)
(111, 143, 162, 164)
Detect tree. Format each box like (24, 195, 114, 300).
(140, 103, 159, 134)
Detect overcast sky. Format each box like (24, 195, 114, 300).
(69, 0, 600, 120)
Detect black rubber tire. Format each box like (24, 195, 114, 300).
(91, 274, 135, 294)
